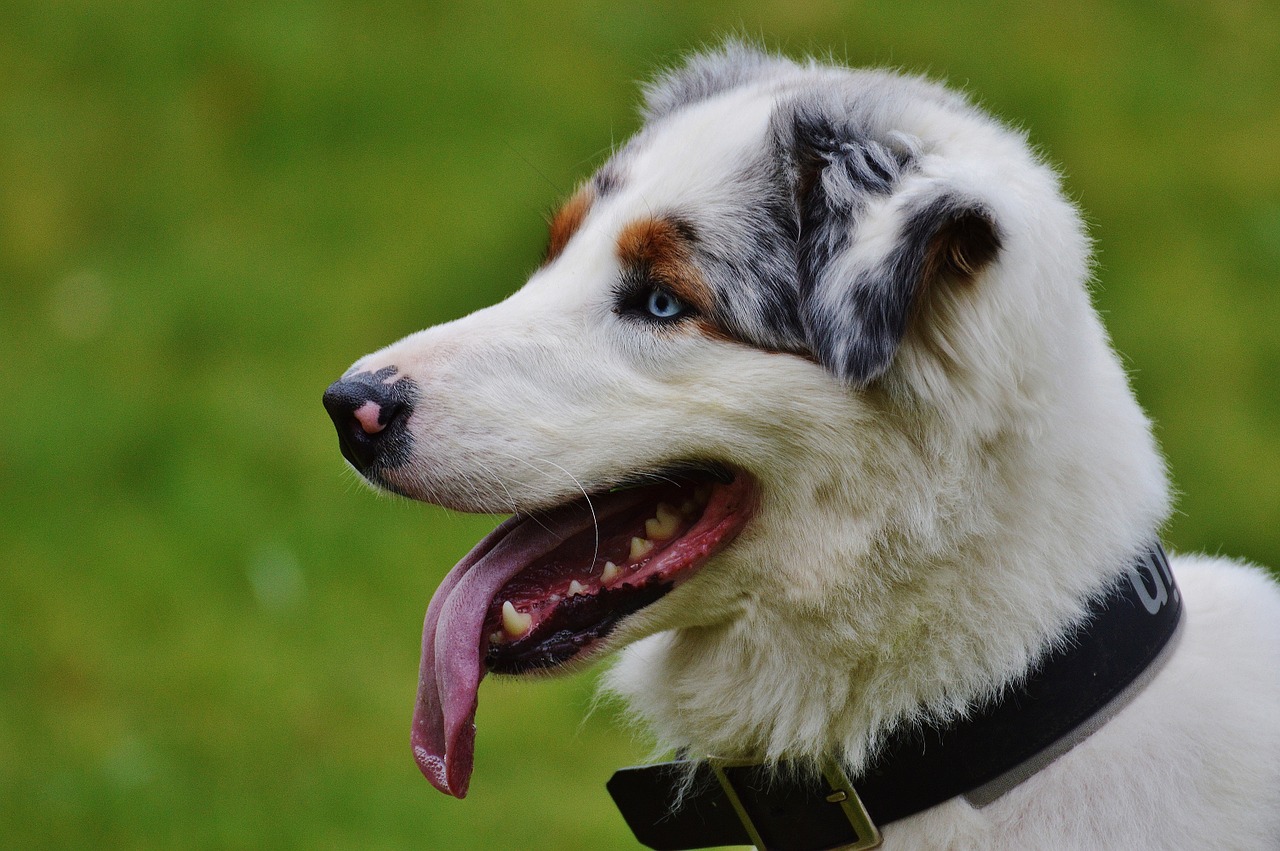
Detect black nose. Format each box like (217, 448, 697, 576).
(322, 371, 415, 472)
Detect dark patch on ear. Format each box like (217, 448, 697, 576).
(791, 108, 907, 203)
(802, 193, 1001, 385)
(790, 107, 914, 306)
(925, 207, 1002, 283)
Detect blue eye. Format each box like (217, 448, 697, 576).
(646, 288, 685, 319)
(616, 280, 696, 324)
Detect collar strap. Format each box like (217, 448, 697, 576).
(608, 542, 1183, 850)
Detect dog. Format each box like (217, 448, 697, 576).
(323, 43, 1280, 849)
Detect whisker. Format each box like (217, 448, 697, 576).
(491, 451, 578, 540)
(529, 457, 601, 573)
(471, 456, 520, 515)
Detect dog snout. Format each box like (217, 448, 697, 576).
(323, 373, 414, 472)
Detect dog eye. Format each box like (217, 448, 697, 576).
(615, 279, 696, 325)
(645, 287, 687, 319)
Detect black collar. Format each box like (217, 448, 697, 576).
(607, 543, 1183, 851)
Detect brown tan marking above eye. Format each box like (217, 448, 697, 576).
(615, 216, 714, 316)
(544, 187, 594, 264)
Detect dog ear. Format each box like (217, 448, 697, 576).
(788, 110, 1002, 385)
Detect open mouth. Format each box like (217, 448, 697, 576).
(411, 464, 758, 798)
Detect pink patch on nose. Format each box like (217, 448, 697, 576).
(353, 400, 386, 435)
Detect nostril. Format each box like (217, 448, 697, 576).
(352, 398, 407, 435)
(353, 400, 387, 435)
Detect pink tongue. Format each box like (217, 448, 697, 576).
(411, 490, 654, 797)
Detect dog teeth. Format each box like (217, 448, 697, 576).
(629, 537, 655, 561)
(601, 561, 621, 583)
(645, 503, 681, 540)
(501, 600, 532, 637)
(489, 631, 504, 645)
(680, 499, 697, 517)
(568, 579, 587, 596)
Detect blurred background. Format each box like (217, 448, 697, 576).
(2, 1, 1277, 847)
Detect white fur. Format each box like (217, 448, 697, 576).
(348, 52, 1280, 848)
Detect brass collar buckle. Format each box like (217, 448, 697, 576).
(708, 756, 883, 851)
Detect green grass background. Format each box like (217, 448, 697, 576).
(2, 1, 1278, 847)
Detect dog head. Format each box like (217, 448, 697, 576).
(323, 43, 1167, 794)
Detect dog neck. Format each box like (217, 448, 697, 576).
(606, 366, 1171, 772)
(607, 543, 1183, 849)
